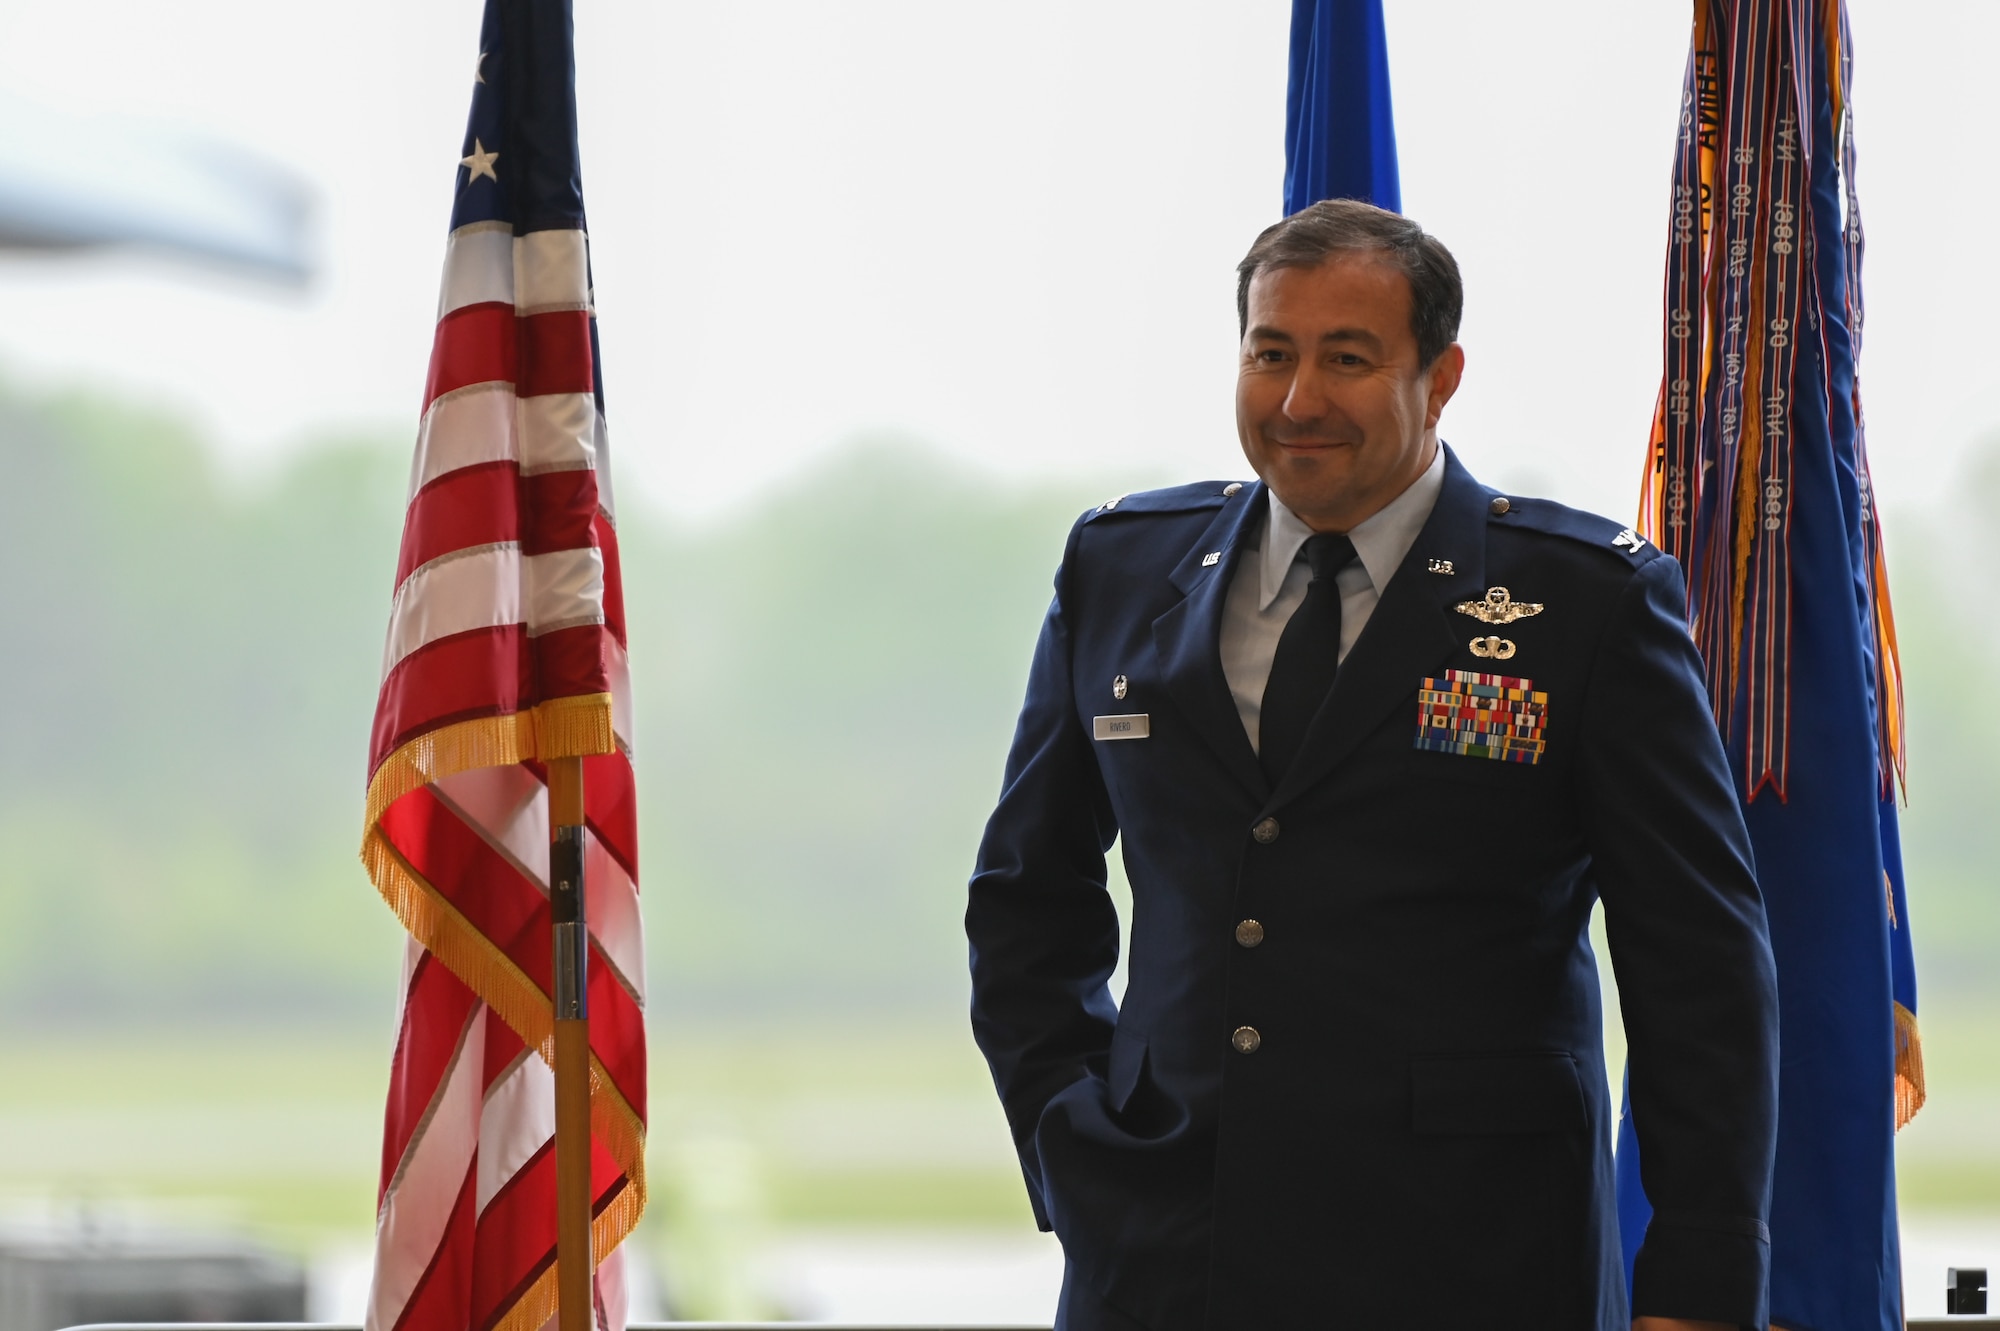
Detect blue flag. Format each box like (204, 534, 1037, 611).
(1623, 4, 1920, 1327)
(1283, 0, 1399, 215)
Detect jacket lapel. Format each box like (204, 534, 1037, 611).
(1151, 485, 1269, 805)
(1264, 447, 1493, 814)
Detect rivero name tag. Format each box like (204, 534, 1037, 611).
(1093, 714, 1151, 741)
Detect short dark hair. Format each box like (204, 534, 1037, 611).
(1236, 199, 1463, 367)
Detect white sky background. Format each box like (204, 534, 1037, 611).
(0, 1, 1992, 521)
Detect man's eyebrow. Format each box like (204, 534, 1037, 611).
(1245, 325, 1296, 343)
(1318, 327, 1386, 350)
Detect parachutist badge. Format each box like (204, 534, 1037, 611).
(1469, 636, 1518, 660)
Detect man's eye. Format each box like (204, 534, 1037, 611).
(1258, 349, 1289, 363)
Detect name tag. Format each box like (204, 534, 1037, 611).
(1093, 713, 1151, 741)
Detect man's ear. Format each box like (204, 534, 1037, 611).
(1424, 344, 1466, 429)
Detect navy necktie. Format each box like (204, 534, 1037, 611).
(1259, 532, 1358, 786)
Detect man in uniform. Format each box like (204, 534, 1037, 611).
(966, 200, 1779, 1330)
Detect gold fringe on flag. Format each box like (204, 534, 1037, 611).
(362, 694, 616, 834)
(536, 690, 618, 761)
(1894, 1000, 1926, 1130)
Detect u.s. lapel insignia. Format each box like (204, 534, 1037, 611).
(1613, 527, 1648, 554)
(1200, 551, 1221, 567)
(1427, 558, 1454, 575)
(1469, 635, 1516, 660)
(1112, 674, 1129, 700)
(1456, 586, 1544, 624)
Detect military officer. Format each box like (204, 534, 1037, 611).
(966, 199, 1778, 1330)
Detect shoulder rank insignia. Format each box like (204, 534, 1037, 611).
(1455, 586, 1544, 625)
(1613, 527, 1647, 554)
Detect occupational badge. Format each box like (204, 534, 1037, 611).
(1413, 669, 1547, 765)
(1455, 586, 1543, 624)
(1468, 635, 1516, 660)
(1613, 527, 1648, 554)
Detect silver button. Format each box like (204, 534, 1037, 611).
(1490, 496, 1512, 516)
(1251, 817, 1280, 844)
(1235, 919, 1265, 948)
(1231, 1025, 1262, 1054)
(1222, 482, 1244, 497)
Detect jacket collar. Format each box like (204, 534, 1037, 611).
(1153, 483, 1269, 803)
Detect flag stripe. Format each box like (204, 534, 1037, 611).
(382, 546, 606, 678)
(370, 626, 533, 772)
(579, 749, 637, 875)
(389, 1159, 479, 1331)
(426, 305, 517, 406)
(514, 229, 589, 311)
(438, 223, 516, 319)
(515, 311, 595, 399)
(469, 1145, 559, 1331)
(412, 385, 517, 499)
(409, 389, 604, 504)
(531, 621, 615, 706)
(384, 545, 523, 675)
(397, 468, 602, 589)
(478, 1052, 556, 1216)
(381, 952, 483, 1199)
(399, 464, 519, 586)
(423, 310, 594, 412)
(371, 1004, 487, 1331)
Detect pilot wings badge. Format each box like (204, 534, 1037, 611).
(1455, 587, 1544, 625)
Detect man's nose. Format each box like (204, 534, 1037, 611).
(1281, 362, 1330, 422)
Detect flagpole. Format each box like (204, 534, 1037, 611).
(549, 755, 593, 1331)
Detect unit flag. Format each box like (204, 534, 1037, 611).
(1624, 3, 1918, 1328)
(360, 3, 647, 1330)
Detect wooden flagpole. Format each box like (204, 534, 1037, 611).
(548, 756, 592, 1331)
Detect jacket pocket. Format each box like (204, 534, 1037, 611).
(1108, 1023, 1148, 1114)
(1410, 1051, 1586, 1135)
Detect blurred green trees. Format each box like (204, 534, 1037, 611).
(0, 384, 1991, 1034)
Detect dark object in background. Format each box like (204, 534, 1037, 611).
(0, 1221, 305, 1331)
(1950, 1267, 1990, 1315)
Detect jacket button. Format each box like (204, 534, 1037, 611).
(1490, 495, 1512, 515)
(1231, 1025, 1262, 1054)
(1251, 817, 1280, 844)
(1235, 919, 1265, 948)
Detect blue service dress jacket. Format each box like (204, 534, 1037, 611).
(967, 447, 1780, 1331)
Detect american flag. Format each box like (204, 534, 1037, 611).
(360, 3, 646, 1330)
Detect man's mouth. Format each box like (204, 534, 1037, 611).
(1272, 437, 1355, 452)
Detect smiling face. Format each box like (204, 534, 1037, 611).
(1236, 253, 1464, 533)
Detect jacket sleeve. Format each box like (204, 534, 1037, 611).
(1578, 553, 1780, 1328)
(966, 513, 1122, 1231)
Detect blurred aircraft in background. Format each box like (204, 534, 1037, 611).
(0, 89, 311, 282)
